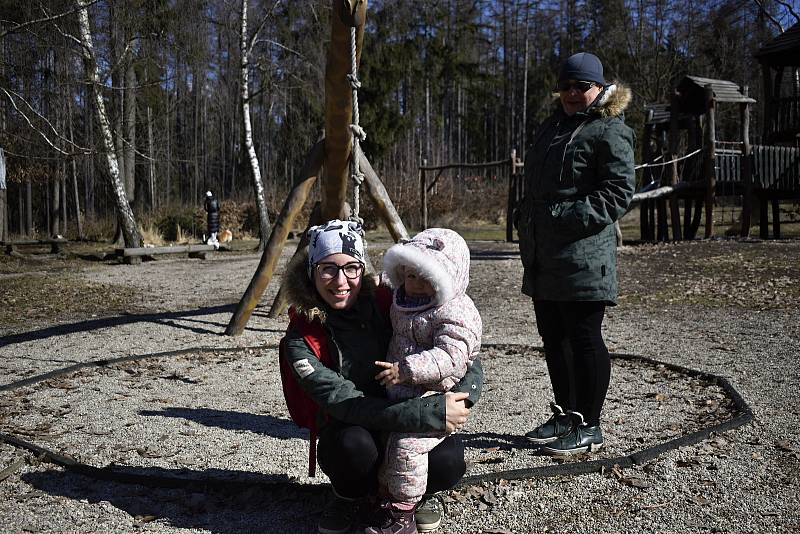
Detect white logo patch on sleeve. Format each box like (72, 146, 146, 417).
(293, 358, 315, 378)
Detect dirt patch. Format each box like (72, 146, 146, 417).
(0, 273, 141, 329)
(618, 240, 800, 310)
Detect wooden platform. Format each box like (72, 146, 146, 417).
(2, 238, 67, 255)
(115, 244, 216, 264)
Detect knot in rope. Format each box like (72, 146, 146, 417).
(350, 124, 367, 142)
(346, 73, 361, 90)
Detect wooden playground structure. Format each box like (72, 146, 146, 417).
(635, 24, 800, 242)
(637, 74, 799, 242)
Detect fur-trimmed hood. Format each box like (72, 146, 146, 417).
(283, 248, 377, 324)
(382, 228, 470, 308)
(552, 82, 632, 118)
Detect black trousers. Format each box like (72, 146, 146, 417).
(317, 422, 466, 499)
(533, 300, 610, 427)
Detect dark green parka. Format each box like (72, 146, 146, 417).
(518, 83, 635, 304)
(281, 251, 483, 433)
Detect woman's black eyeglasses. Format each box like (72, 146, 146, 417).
(557, 81, 597, 93)
(315, 261, 364, 280)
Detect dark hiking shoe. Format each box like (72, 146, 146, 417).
(415, 494, 445, 532)
(362, 501, 418, 534)
(525, 402, 573, 444)
(542, 411, 603, 456)
(318, 491, 359, 534)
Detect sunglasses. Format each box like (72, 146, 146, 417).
(557, 81, 598, 93)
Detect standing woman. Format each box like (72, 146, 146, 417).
(281, 219, 483, 534)
(517, 52, 635, 455)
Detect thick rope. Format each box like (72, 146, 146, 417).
(348, 26, 366, 224)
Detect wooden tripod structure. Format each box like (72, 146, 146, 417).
(225, 0, 408, 336)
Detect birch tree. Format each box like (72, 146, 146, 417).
(240, 0, 271, 251)
(75, 0, 141, 248)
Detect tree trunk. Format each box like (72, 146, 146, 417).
(0, 149, 6, 242)
(240, 0, 271, 251)
(147, 103, 156, 212)
(68, 99, 84, 239)
(50, 177, 60, 237)
(25, 181, 32, 235)
(76, 0, 141, 248)
(124, 57, 137, 206)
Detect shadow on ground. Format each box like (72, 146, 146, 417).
(0, 304, 284, 347)
(139, 408, 308, 440)
(22, 468, 324, 534)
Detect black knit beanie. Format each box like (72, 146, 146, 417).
(559, 52, 605, 85)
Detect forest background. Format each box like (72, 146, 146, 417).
(0, 0, 798, 246)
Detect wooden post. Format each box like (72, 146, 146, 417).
(656, 131, 668, 241)
(225, 140, 324, 336)
(772, 198, 780, 239)
(420, 159, 427, 230)
(359, 153, 409, 242)
(321, 0, 367, 221)
(761, 65, 772, 143)
(740, 86, 753, 237)
(640, 124, 653, 241)
(0, 147, 6, 242)
(0, 187, 6, 243)
(703, 84, 716, 238)
(268, 203, 324, 319)
(668, 94, 683, 241)
(506, 149, 516, 242)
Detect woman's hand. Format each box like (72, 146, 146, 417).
(374, 361, 402, 386)
(444, 392, 471, 434)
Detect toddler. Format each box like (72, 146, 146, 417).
(368, 228, 482, 533)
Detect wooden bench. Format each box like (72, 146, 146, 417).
(115, 244, 217, 264)
(2, 238, 68, 255)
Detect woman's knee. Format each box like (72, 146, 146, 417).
(318, 425, 380, 475)
(425, 436, 466, 493)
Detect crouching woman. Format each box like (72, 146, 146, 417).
(281, 219, 483, 534)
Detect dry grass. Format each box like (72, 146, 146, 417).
(139, 225, 165, 247)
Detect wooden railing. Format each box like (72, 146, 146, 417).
(766, 95, 800, 139)
(712, 141, 800, 192)
(752, 145, 800, 190)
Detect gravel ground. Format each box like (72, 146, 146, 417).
(1, 238, 798, 533)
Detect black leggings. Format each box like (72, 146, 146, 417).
(533, 300, 610, 427)
(316, 423, 466, 499)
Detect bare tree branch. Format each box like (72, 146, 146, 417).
(0, 0, 102, 39)
(246, 0, 281, 56)
(752, 0, 784, 33)
(0, 88, 92, 156)
(774, 0, 799, 23)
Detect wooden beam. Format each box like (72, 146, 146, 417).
(267, 203, 324, 319)
(359, 152, 409, 242)
(117, 244, 215, 257)
(321, 0, 367, 221)
(703, 84, 716, 238)
(668, 94, 683, 241)
(740, 87, 753, 238)
(225, 140, 324, 336)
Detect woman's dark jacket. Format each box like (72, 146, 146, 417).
(205, 196, 220, 233)
(518, 83, 636, 304)
(281, 251, 483, 433)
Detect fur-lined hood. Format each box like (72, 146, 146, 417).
(283, 248, 377, 324)
(382, 228, 470, 308)
(552, 82, 632, 118)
